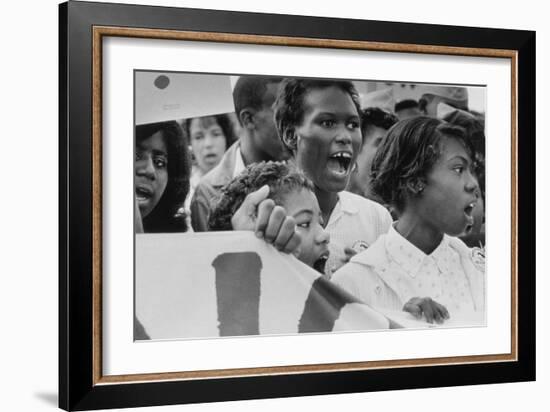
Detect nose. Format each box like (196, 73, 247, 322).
(203, 133, 215, 148)
(464, 170, 478, 193)
(334, 126, 352, 146)
(136, 155, 155, 179)
(316, 228, 330, 246)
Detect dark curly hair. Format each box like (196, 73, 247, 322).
(273, 78, 362, 151)
(183, 113, 238, 149)
(135, 121, 191, 233)
(370, 116, 474, 213)
(208, 161, 315, 231)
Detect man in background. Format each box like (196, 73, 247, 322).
(347, 107, 398, 201)
(190, 76, 290, 231)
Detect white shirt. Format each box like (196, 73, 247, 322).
(325, 191, 393, 277)
(332, 225, 485, 318)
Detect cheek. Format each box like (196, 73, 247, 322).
(296, 231, 315, 264)
(213, 136, 226, 152)
(157, 170, 169, 196)
(191, 140, 202, 153)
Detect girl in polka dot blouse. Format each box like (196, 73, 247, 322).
(332, 117, 485, 325)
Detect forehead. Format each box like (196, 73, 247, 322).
(278, 188, 318, 214)
(363, 125, 388, 142)
(190, 116, 219, 130)
(138, 130, 166, 151)
(302, 86, 357, 115)
(438, 136, 471, 162)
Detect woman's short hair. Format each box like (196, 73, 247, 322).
(443, 109, 486, 196)
(183, 113, 239, 149)
(136, 121, 191, 233)
(370, 116, 474, 213)
(208, 161, 314, 231)
(273, 78, 362, 151)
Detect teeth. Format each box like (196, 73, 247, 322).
(331, 152, 351, 159)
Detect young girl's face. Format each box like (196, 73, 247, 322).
(293, 86, 362, 193)
(135, 131, 169, 218)
(189, 116, 227, 174)
(413, 137, 479, 236)
(281, 188, 330, 273)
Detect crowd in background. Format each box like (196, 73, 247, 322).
(134, 75, 486, 326)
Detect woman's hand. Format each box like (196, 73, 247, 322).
(403, 297, 450, 324)
(231, 185, 302, 254)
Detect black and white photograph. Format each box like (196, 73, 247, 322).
(52, 1, 538, 410)
(134, 71, 487, 341)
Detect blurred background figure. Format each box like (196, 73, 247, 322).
(443, 108, 486, 247)
(359, 87, 395, 114)
(183, 113, 238, 200)
(191, 76, 291, 231)
(418, 85, 469, 117)
(135, 121, 191, 233)
(347, 107, 398, 200)
(394, 99, 422, 120)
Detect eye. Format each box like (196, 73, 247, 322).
(346, 120, 360, 130)
(453, 165, 464, 175)
(192, 133, 204, 141)
(154, 156, 167, 169)
(297, 221, 311, 229)
(135, 151, 143, 161)
(320, 119, 335, 128)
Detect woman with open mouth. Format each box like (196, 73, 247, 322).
(332, 117, 486, 325)
(135, 121, 303, 255)
(274, 78, 393, 277)
(135, 121, 191, 233)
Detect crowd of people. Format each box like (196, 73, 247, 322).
(134, 75, 486, 326)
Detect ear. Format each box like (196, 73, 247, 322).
(238, 108, 255, 129)
(282, 128, 297, 151)
(406, 177, 426, 195)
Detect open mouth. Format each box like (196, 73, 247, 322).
(326, 151, 352, 176)
(312, 252, 330, 274)
(463, 201, 476, 226)
(136, 186, 153, 201)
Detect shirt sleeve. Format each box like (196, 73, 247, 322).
(190, 184, 211, 232)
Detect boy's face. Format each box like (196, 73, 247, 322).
(293, 86, 362, 193)
(281, 188, 330, 273)
(413, 137, 479, 237)
(348, 125, 388, 198)
(135, 131, 168, 218)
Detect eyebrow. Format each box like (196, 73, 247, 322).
(292, 209, 314, 219)
(447, 155, 471, 165)
(315, 112, 360, 119)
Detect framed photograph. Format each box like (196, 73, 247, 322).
(59, 1, 535, 410)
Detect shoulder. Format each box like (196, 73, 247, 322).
(339, 192, 393, 232)
(201, 142, 240, 187)
(340, 192, 391, 216)
(333, 236, 389, 281)
(447, 235, 486, 273)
